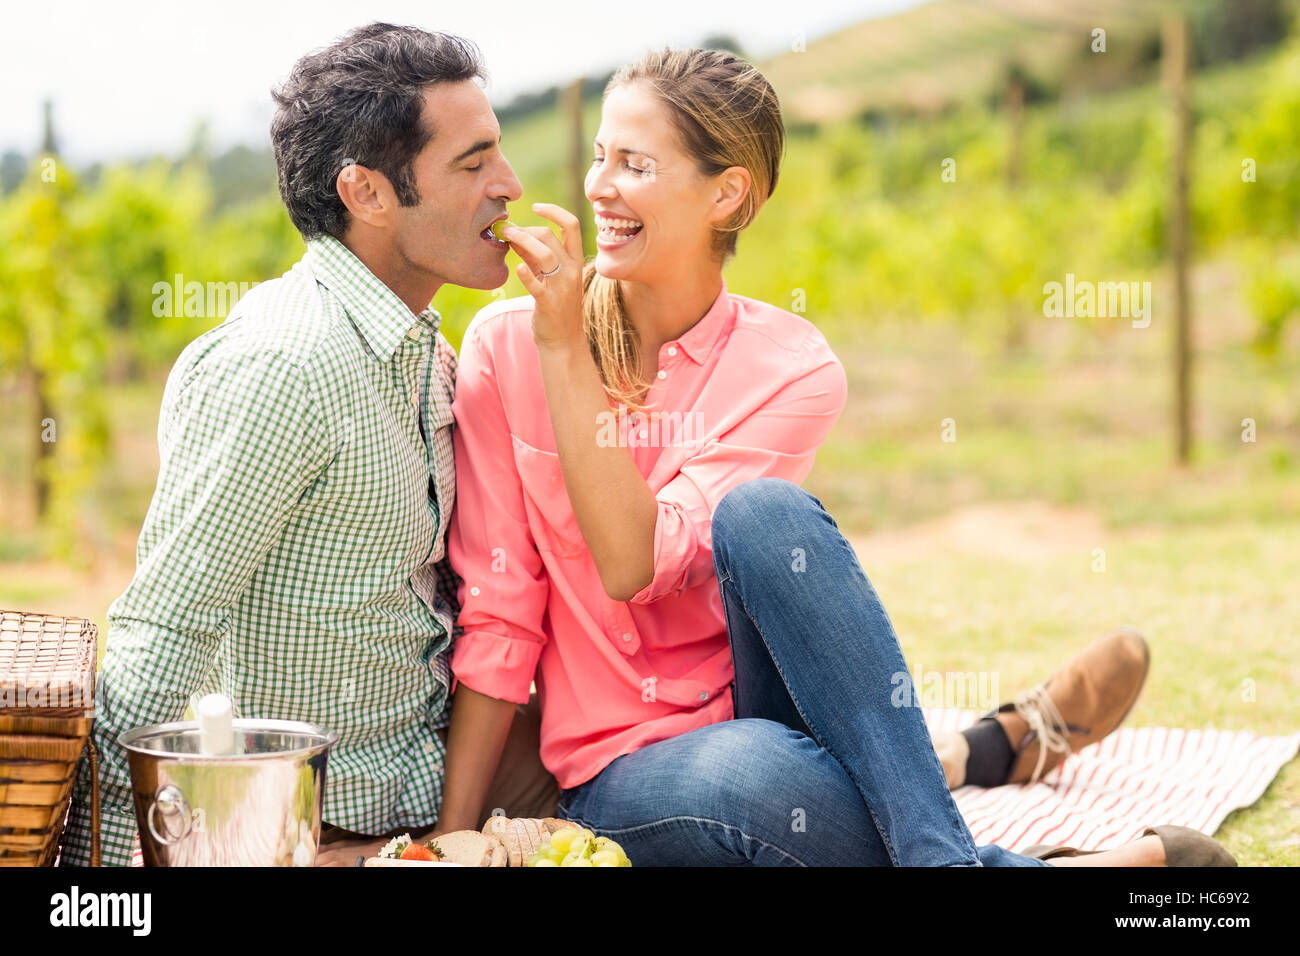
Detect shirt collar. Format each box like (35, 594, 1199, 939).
(306, 234, 440, 361)
(673, 278, 733, 365)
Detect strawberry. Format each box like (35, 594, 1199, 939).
(400, 843, 437, 861)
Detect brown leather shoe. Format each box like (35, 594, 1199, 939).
(986, 628, 1150, 785)
(1022, 825, 1237, 866)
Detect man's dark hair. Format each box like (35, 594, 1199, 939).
(271, 23, 486, 240)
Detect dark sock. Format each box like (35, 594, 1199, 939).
(960, 718, 1017, 787)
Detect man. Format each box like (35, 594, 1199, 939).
(60, 23, 558, 867)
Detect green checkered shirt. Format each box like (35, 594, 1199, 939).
(60, 235, 462, 866)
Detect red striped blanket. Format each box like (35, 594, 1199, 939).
(924, 707, 1300, 853)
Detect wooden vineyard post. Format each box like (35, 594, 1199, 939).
(1164, 11, 1193, 465)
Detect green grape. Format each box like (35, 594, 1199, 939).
(530, 828, 632, 868)
(561, 844, 591, 866)
(549, 827, 579, 855)
(595, 835, 631, 865)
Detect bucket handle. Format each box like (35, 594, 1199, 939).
(147, 784, 194, 845)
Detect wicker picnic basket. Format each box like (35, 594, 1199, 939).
(0, 610, 100, 866)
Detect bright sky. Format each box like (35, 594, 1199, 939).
(1, 0, 922, 164)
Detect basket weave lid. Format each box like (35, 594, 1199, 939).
(0, 610, 97, 715)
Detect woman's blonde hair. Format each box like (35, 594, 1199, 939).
(583, 47, 785, 412)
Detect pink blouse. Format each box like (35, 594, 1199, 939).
(447, 279, 848, 790)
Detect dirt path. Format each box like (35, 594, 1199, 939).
(848, 500, 1108, 567)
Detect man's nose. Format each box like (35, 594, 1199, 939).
(494, 155, 523, 203)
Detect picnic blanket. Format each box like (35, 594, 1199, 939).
(122, 711, 1299, 865)
(924, 707, 1300, 853)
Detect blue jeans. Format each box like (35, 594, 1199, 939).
(558, 478, 1048, 866)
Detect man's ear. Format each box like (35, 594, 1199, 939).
(708, 166, 752, 225)
(336, 161, 394, 229)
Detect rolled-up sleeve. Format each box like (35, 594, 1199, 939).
(628, 340, 848, 605)
(448, 318, 550, 705)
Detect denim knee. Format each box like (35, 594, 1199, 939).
(712, 478, 813, 548)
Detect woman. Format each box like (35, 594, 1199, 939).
(437, 47, 1232, 866)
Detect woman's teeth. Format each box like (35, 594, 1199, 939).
(596, 215, 643, 245)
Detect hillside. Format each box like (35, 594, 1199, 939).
(760, 0, 1290, 122)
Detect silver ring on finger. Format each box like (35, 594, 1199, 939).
(539, 263, 561, 279)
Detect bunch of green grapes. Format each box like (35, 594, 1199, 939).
(525, 825, 631, 867)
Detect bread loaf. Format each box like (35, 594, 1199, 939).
(481, 816, 577, 867)
(437, 829, 507, 866)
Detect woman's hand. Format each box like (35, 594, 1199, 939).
(313, 834, 391, 867)
(501, 202, 585, 352)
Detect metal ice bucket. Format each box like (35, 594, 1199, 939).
(121, 718, 339, 866)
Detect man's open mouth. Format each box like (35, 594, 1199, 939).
(480, 217, 509, 247)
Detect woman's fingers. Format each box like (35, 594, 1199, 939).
(502, 225, 560, 278)
(500, 207, 586, 346)
(515, 259, 542, 297)
(502, 202, 584, 281)
(530, 203, 584, 260)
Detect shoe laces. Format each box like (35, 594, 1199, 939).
(1012, 683, 1073, 785)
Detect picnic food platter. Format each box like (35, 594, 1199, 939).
(364, 816, 633, 867)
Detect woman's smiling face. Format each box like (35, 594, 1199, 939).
(585, 82, 730, 282)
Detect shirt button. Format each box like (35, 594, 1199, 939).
(621, 632, 632, 642)
(667, 346, 678, 357)
(699, 691, 709, 701)
(656, 369, 666, 380)
(470, 586, 481, 597)
(407, 326, 424, 340)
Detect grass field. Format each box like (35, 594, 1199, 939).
(801, 252, 1299, 866)
(0, 244, 1295, 865)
